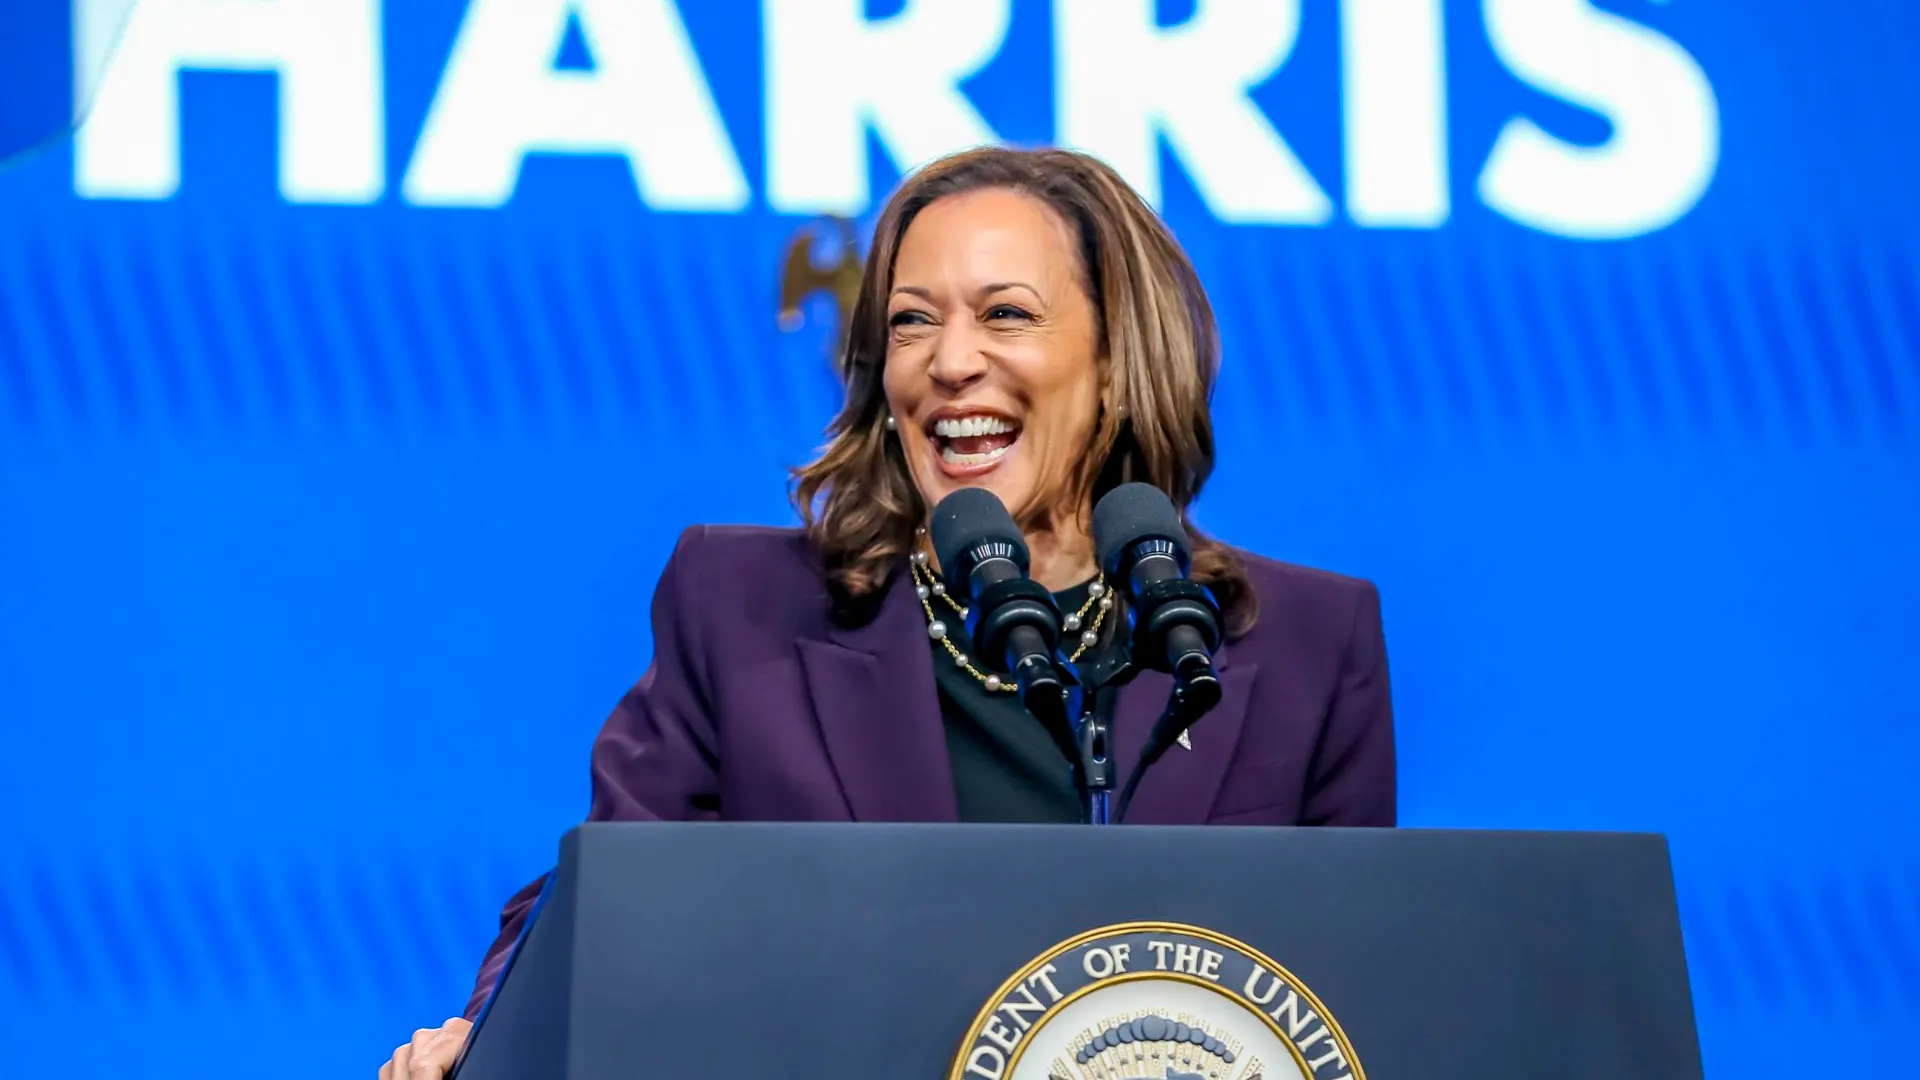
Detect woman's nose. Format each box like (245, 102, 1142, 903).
(927, 326, 989, 391)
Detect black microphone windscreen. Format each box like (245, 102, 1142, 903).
(1093, 483, 1190, 574)
(929, 487, 1027, 594)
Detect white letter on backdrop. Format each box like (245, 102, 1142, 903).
(403, 0, 747, 211)
(1341, 0, 1449, 226)
(764, 0, 1009, 215)
(74, 0, 383, 202)
(1054, 0, 1331, 224)
(1479, 0, 1720, 238)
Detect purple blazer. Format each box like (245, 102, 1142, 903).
(462, 524, 1395, 1018)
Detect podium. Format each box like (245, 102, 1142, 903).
(452, 823, 1702, 1080)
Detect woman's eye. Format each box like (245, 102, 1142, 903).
(889, 310, 932, 328)
(986, 304, 1033, 321)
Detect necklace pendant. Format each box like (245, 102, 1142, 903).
(1177, 729, 1192, 751)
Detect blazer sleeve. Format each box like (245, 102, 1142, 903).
(1300, 580, 1397, 827)
(461, 525, 722, 1021)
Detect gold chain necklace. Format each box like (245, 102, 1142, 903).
(908, 543, 1112, 693)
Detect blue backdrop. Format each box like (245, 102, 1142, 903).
(1, 1, 1916, 1076)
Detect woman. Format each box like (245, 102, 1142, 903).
(376, 146, 1395, 1079)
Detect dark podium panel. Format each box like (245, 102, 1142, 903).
(454, 823, 1701, 1080)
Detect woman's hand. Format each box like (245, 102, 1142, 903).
(377, 1017, 471, 1079)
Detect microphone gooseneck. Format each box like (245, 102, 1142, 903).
(927, 489, 1078, 770)
(1092, 483, 1227, 822)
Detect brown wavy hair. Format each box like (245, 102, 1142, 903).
(790, 146, 1256, 637)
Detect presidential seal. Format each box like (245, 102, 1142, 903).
(949, 923, 1365, 1080)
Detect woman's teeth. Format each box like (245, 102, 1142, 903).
(930, 415, 1019, 467)
(933, 415, 1015, 438)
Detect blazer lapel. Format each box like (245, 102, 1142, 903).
(1110, 649, 1255, 825)
(796, 570, 958, 823)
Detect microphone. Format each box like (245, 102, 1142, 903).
(928, 489, 1076, 762)
(1094, 483, 1224, 684)
(1093, 483, 1225, 819)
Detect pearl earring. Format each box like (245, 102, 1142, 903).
(885, 414, 897, 431)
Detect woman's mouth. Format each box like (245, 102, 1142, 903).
(929, 413, 1021, 475)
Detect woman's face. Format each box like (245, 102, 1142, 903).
(883, 188, 1103, 528)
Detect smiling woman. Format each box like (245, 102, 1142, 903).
(375, 146, 1397, 1080)
(886, 189, 1102, 507)
(794, 150, 1256, 623)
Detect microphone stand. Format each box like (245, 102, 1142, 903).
(1114, 667, 1221, 824)
(1070, 650, 1139, 825)
(1051, 605, 1223, 826)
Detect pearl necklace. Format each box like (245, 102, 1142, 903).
(907, 544, 1112, 693)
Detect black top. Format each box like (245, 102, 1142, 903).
(930, 577, 1102, 824)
